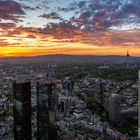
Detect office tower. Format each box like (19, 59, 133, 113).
(59, 100, 65, 112)
(37, 83, 49, 140)
(94, 82, 104, 104)
(13, 82, 32, 140)
(109, 94, 121, 123)
(59, 99, 69, 113)
(138, 71, 140, 138)
(100, 82, 104, 104)
(67, 80, 74, 94)
(37, 82, 56, 140)
(47, 83, 56, 111)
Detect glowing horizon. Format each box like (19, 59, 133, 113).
(0, 46, 140, 57)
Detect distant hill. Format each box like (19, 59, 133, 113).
(0, 54, 140, 64)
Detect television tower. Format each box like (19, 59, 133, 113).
(126, 50, 130, 69)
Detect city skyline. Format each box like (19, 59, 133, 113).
(0, 0, 140, 56)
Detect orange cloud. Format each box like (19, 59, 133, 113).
(0, 25, 139, 57)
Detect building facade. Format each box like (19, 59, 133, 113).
(109, 94, 121, 123)
(13, 82, 32, 140)
(37, 82, 56, 140)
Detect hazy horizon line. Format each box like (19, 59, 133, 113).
(0, 53, 139, 58)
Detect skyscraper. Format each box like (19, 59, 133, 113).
(37, 82, 56, 140)
(13, 82, 32, 140)
(67, 80, 74, 95)
(94, 82, 104, 104)
(109, 94, 121, 123)
(138, 71, 140, 138)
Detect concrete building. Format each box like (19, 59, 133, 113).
(93, 114, 100, 124)
(109, 94, 121, 123)
(77, 129, 87, 140)
(94, 82, 104, 104)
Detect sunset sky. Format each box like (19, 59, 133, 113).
(0, 0, 140, 56)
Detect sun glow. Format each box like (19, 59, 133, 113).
(0, 28, 139, 57)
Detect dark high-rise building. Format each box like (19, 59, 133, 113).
(13, 82, 32, 140)
(94, 82, 104, 104)
(109, 94, 121, 123)
(100, 82, 104, 103)
(138, 70, 140, 138)
(37, 82, 56, 140)
(67, 80, 74, 94)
